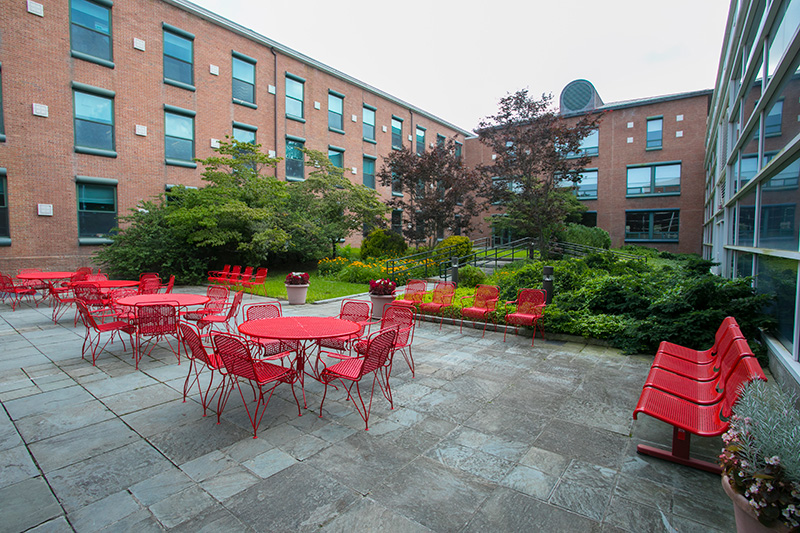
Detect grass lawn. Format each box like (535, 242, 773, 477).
(247, 270, 368, 303)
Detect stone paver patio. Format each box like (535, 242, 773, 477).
(0, 287, 737, 532)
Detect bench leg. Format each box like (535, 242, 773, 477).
(636, 427, 722, 475)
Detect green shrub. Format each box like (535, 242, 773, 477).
(337, 260, 385, 283)
(437, 236, 473, 259)
(361, 229, 407, 260)
(457, 265, 487, 288)
(561, 223, 611, 249)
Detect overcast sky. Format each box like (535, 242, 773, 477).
(192, 0, 731, 132)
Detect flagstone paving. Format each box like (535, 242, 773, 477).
(0, 287, 737, 532)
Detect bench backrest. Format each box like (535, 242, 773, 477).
(712, 317, 744, 355)
(712, 327, 748, 372)
(721, 356, 767, 419)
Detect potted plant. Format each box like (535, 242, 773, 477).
(285, 272, 310, 305)
(719, 380, 800, 532)
(369, 278, 397, 319)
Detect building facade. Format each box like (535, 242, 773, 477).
(464, 81, 711, 254)
(704, 0, 800, 393)
(0, 0, 471, 273)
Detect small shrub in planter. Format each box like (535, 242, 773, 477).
(457, 265, 486, 288)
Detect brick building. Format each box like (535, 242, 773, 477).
(0, 0, 471, 272)
(465, 80, 712, 254)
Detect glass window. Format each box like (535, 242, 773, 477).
(328, 148, 343, 168)
(737, 189, 757, 247)
(757, 255, 797, 352)
(328, 93, 344, 131)
(391, 117, 403, 149)
(232, 126, 256, 144)
(0, 172, 8, 239)
(286, 76, 304, 119)
(163, 29, 193, 87)
(626, 163, 681, 195)
(436, 134, 446, 148)
(164, 110, 194, 163)
(455, 141, 462, 159)
(646, 118, 663, 149)
(286, 139, 304, 180)
(759, 155, 800, 251)
(363, 158, 375, 189)
(74, 89, 114, 152)
(392, 171, 402, 195)
(391, 210, 402, 234)
(416, 126, 426, 155)
(764, 100, 783, 136)
(580, 129, 599, 156)
(77, 182, 116, 238)
(576, 170, 598, 199)
(70, 0, 112, 63)
(767, 0, 800, 80)
(232, 56, 256, 105)
(625, 210, 679, 241)
(363, 106, 375, 141)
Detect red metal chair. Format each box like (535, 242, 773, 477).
(208, 264, 230, 284)
(133, 301, 181, 369)
(353, 304, 416, 377)
(48, 281, 79, 324)
(182, 285, 229, 323)
(161, 275, 175, 294)
(392, 279, 428, 310)
(86, 273, 109, 282)
(314, 299, 372, 374)
(198, 290, 244, 335)
(16, 268, 47, 293)
(318, 328, 398, 430)
(212, 265, 241, 286)
(75, 300, 135, 365)
(138, 274, 161, 295)
(179, 322, 224, 417)
(72, 281, 111, 316)
(213, 333, 300, 438)
(459, 284, 500, 337)
(504, 288, 547, 345)
(418, 281, 456, 329)
(107, 288, 138, 323)
(241, 267, 268, 297)
(232, 266, 253, 289)
(1, 273, 37, 310)
(243, 302, 298, 362)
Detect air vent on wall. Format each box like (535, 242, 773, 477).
(559, 79, 603, 115)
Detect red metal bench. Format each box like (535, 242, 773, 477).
(650, 324, 744, 381)
(633, 351, 766, 473)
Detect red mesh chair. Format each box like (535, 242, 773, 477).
(179, 323, 224, 417)
(182, 285, 229, 323)
(133, 301, 181, 369)
(233, 266, 254, 289)
(353, 304, 416, 377)
(107, 288, 138, 323)
(208, 264, 230, 284)
(314, 299, 372, 374)
(418, 281, 456, 330)
(198, 290, 244, 336)
(318, 328, 398, 430)
(243, 302, 298, 362)
(16, 268, 47, 292)
(48, 281, 78, 324)
(75, 266, 93, 276)
(0, 274, 37, 310)
(161, 275, 175, 294)
(213, 333, 300, 438)
(86, 273, 109, 282)
(73, 281, 111, 316)
(241, 267, 268, 297)
(393, 279, 428, 310)
(75, 300, 135, 365)
(504, 288, 547, 345)
(215, 265, 241, 287)
(138, 274, 161, 295)
(459, 284, 500, 337)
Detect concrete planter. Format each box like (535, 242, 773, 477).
(285, 284, 309, 305)
(369, 294, 395, 319)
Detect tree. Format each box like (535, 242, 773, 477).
(377, 138, 484, 248)
(477, 90, 602, 257)
(285, 149, 388, 258)
(165, 138, 290, 266)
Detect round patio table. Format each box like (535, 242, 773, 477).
(238, 316, 361, 407)
(15, 271, 77, 304)
(117, 293, 209, 307)
(86, 280, 140, 290)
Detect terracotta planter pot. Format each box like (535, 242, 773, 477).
(370, 294, 395, 320)
(722, 475, 791, 533)
(285, 284, 308, 305)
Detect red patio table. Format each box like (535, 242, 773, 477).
(116, 293, 209, 308)
(16, 271, 76, 305)
(79, 279, 139, 290)
(238, 316, 361, 407)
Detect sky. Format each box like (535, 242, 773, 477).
(192, 0, 731, 133)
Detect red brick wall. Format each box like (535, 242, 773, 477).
(0, 0, 467, 273)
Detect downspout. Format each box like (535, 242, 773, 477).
(270, 46, 278, 178)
